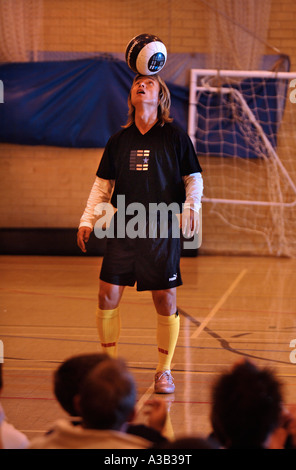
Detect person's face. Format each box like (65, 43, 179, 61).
(130, 75, 160, 109)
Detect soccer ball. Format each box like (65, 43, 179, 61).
(125, 33, 167, 75)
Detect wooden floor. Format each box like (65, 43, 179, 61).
(1, 254, 296, 443)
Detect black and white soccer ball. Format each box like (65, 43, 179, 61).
(125, 33, 167, 75)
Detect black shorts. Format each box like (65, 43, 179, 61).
(99, 213, 182, 291)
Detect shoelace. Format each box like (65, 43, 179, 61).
(156, 371, 173, 383)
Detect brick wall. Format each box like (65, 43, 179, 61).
(0, 144, 102, 228)
(41, 0, 209, 55)
(267, 0, 296, 70)
(1, 0, 295, 256)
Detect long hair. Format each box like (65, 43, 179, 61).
(123, 73, 173, 128)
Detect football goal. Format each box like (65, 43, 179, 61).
(188, 68, 296, 257)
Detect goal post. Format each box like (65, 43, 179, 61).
(188, 68, 296, 257)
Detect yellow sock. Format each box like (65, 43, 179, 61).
(95, 306, 121, 358)
(156, 311, 180, 373)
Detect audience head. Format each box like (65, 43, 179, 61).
(76, 357, 137, 431)
(53, 353, 109, 416)
(211, 360, 283, 448)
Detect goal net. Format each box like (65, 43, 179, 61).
(188, 69, 296, 257)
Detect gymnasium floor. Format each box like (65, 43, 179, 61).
(1, 254, 296, 443)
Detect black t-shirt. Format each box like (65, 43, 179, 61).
(96, 121, 202, 211)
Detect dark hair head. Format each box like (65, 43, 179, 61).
(53, 353, 109, 416)
(211, 360, 283, 448)
(78, 357, 137, 431)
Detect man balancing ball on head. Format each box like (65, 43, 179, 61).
(77, 73, 203, 394)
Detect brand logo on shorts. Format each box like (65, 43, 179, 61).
(169, 273, 177, 282)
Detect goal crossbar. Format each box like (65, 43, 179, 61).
(188, 69, 296, 207)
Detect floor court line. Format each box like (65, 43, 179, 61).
(135, 383, 155, 413)
(191, 269, 248, 340)
(20, 430, 48, 434)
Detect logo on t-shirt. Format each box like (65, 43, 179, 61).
(129, 150, 150, 171)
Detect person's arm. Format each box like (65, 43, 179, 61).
(181, 172, 203, 238)
(77, 177, 114, 253)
